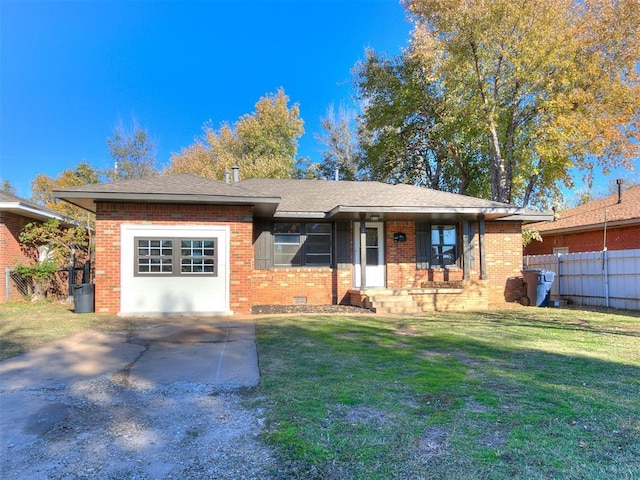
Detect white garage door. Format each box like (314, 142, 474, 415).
(120, 224, 230, 315)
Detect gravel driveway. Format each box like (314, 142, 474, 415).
(0, 317, 277, 479)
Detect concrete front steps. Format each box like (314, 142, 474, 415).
(360, 287, 466, 314)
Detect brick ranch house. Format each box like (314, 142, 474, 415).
(524, 183, 640, 256)
(55, 174, 552, 316)
(0, 191, 70, 301)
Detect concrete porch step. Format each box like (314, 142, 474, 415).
(364, 291, 421, 315)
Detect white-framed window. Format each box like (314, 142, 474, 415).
(135, 237, 216, 276)
(553, 247, 569, 255)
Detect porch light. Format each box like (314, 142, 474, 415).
(370, 215, 380, 221)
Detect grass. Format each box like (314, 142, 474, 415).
(253, 307, 640, 479)
(0, 300, 128, 360)
(2, 301, 639, 478)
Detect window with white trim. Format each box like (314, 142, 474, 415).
(135, 237, 217, 276)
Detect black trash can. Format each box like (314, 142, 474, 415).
(522, 269, 555, 307)
(74, 283, 95, 313)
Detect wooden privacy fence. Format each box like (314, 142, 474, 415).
(523, 249, 640, 310)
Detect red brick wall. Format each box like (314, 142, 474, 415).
(0, 212, 32, 302)
(484, 221, 524, 305)
(94, 203, 254, 314)
(251, 268, 353, 306)
(93, 206, 525, 314)
(524, 224, 640, 255)
(385, 221, 424, 288)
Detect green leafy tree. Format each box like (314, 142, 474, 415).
(522, 228, 543, 248)
(14, 260, 59, 301)
(106, 119, 158, 180)
(167, 88, 304, 180)
(31, 161, 99, 222)
(400, 0, 639, 207)
(17, 219, 89, 300)
(355, 50, 488, 195)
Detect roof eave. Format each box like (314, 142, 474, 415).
(0, 201, 72, 224)
(535, 217, 640, 235)
(326, 205, 536, 219)
(54, 191, 281, 214)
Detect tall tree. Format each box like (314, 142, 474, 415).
(403, 0, 639, 206)
(167, 88, 304, 180)
(354, 50, 488, 195)
(31, 161, 99, 221)
(106, 119, 158, 180)
(315, 104, 362, 181)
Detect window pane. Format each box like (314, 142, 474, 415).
(275, 234, 300, 244)
(366, 247, 379, 266)
(305, 236, 331, 253)
(442, 226, 456, 244)
(179, 239, 215, 275)
(305, 254, 331, 265)
(274, 223, 301, 234)
(366, 228, 378, 247)
(274, 244, 301, 265)
(442, 246, 456, 265)
(307, 223, 331, 234)
(432, 225, 457, 245)
(137, 238, 173, 274)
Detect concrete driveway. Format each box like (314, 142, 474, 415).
(0, 317, 269, 479)
(0, 316, 259, 391)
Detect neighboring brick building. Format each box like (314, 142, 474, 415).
(0, 192, 69, 301)
(524, 184, 640, 256)
(55, 174, 551, 315)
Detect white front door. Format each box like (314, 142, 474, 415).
(354, 222, 385, 288)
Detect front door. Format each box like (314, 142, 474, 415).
(354, 222, 385, 288)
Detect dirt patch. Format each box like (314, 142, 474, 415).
(336, 405, 394, 427)
(2, 378, 276, 480)
(412, 425, 451, 463)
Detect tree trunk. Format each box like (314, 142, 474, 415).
(487, 116, 509, 203)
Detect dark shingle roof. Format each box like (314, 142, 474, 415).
(238, 178, 548, 220)
(530, 184, 640, 234)
(54, 174, 280, 214)
(58, 174, 265, 197)
(54, 174, 552, 221)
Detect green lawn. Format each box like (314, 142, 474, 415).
(0, 301, 127, 360)
(254, 307, 640, 479)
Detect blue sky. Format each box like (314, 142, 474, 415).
(1, 0, 635, 202)
(1, 0, 411, 197)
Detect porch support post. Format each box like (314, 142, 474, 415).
(478, 214, 487, 280)
(462, 218, 471, 281)
(359, 213, 367, 290)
